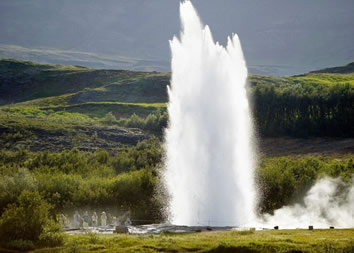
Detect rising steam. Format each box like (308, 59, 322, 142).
(260, 177, 354, 228)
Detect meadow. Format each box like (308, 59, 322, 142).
(8, 229, 354, 253)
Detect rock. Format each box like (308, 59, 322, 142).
(115, 225, 129, 233)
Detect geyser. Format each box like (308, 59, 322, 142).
(164, 1, 256, 226)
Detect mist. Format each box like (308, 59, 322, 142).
(260, 177, 354, 229)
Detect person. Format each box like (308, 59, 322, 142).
(101, 211, 107, 227)
(112, 216, 118, 226)
(82, 211, 89, 228)
(73, 211, 81, 229)
(92, 211, 98, 227)
(60, 213, 66, 228)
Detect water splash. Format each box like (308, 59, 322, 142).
(164, 1, 256, 226)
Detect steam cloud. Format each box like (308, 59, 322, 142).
(260, 177, 354, 228)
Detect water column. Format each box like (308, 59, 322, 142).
(164, 1, 256, 226)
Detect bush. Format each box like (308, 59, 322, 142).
(117, 110, 168, 136)
(100, 112, 117, 125)
(38, 220, 65, 247)
(0, 167, 37, 213)
(0, 191, 64, 248)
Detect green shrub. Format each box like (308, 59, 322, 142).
(0, 191, 64, 248)
(100, 112, 117, 125)
(0, 167, 37, 213)
(38, 220, 65, 247)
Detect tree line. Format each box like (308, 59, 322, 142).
(251, 82, 354, 137)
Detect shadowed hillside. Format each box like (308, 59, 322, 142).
(310, 62, 354, 74)
(0, 59, 169, 106)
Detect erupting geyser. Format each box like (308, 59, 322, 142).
(164, 1, 256, 226)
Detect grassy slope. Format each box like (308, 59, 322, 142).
(0, 59, 169, 151)
(2, 59, 354, 109)
(26, 229, 354, 253)
(1, 59, 354, 154)
(0, 58, 169, 105)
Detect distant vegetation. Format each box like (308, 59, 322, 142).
(251, 74, 354, 137)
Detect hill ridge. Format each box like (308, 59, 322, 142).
(309, 62, 354, 74)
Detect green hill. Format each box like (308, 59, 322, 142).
(0, 58, 169, 106)
(0, 58, 353, 153)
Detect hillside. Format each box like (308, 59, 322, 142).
(0, 59, 353, 153)
(310, 62, 354, 74)
(0, 59, 169, 106)
(0, 44, 168, 72)
(0, 59, 169, 152)
(2, 59, 354, 107)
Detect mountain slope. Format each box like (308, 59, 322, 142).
(0, 59, 353, 153)
(310, 62, 354, 74)
(0, 59, 169, 106)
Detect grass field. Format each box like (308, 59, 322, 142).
(19, 229, 354, 253)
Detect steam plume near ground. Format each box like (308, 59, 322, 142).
(259, 177, 354, 228)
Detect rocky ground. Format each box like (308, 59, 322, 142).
(0, 124, 148, 153)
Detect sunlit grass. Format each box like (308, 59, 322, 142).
(28, 229, 354, 253)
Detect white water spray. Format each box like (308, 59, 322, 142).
(164, 1, 256, 226)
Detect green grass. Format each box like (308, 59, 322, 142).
(24, 229, 354, 253)
(248, 73, 354, 89)
(291, 73, 354, 86)
(0, 106, 96, 132)
(44, 102, 166, 119)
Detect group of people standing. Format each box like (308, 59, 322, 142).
(73, 210, 108, 228)
(60, 210, 115, 229)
